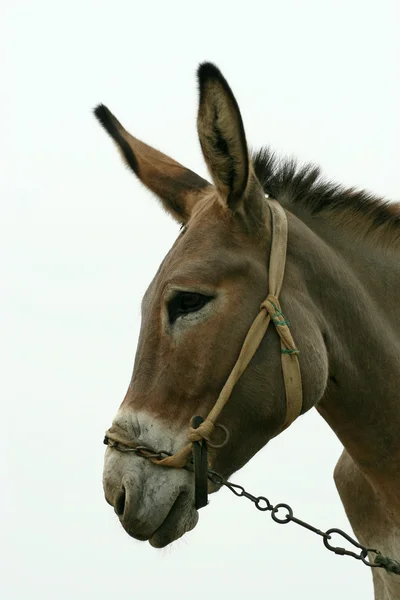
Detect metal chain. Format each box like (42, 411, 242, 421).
(206, 469, 386, 568)
(104, 438, 400, 574)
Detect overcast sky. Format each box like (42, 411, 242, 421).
(2, 1, 399, 599)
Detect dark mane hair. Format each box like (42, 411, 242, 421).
(252, 147, 400, 243)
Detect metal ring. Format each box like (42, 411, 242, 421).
(207, 423, 230, 448)
(271, 503, 293, 524)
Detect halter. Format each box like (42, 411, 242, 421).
(104, 199, 303, 507)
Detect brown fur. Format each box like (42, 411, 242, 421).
(96, 63, 400, 597)
(94, 104, 211, 221)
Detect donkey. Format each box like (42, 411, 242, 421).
(95, 63, 400, 600)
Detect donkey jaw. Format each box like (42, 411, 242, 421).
(114, 485, 199, 548)
(104, 460, 199, 547)
(149, 491, 199, 548)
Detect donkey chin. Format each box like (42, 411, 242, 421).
(103, 442, 199, 548)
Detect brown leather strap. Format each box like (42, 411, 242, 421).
(266, 200, 302, 432)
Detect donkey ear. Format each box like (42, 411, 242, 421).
(94, 105, 211, 223)
(197, 63, 261, 213)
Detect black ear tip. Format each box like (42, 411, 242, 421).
(198, 61, 221, 78)
(93, 103, 112, 126)
(197, 62, 226, 87)
(93, 104, 123, 138)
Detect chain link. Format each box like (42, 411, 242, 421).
(104, 438, 174, 460)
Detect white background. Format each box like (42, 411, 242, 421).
(2, 1, 399, 599)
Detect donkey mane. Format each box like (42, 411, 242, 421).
(252, 147, 400, 250)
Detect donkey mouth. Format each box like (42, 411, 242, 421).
(149, 490, 199, 548)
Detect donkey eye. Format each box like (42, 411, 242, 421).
(168, 292, 213, 324)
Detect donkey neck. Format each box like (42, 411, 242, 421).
(285, 207, 400, 505)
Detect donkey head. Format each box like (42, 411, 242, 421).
(95, 64, 328, 547)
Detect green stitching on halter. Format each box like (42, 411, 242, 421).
(374, 554, 400, 575)
(268, 300, 281, 314)
(274, 318, 291, 326)
(281, 348, 299, 355)
(268, 300, 291, 327)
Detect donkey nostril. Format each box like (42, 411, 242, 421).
(115, 488, 126, 517)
